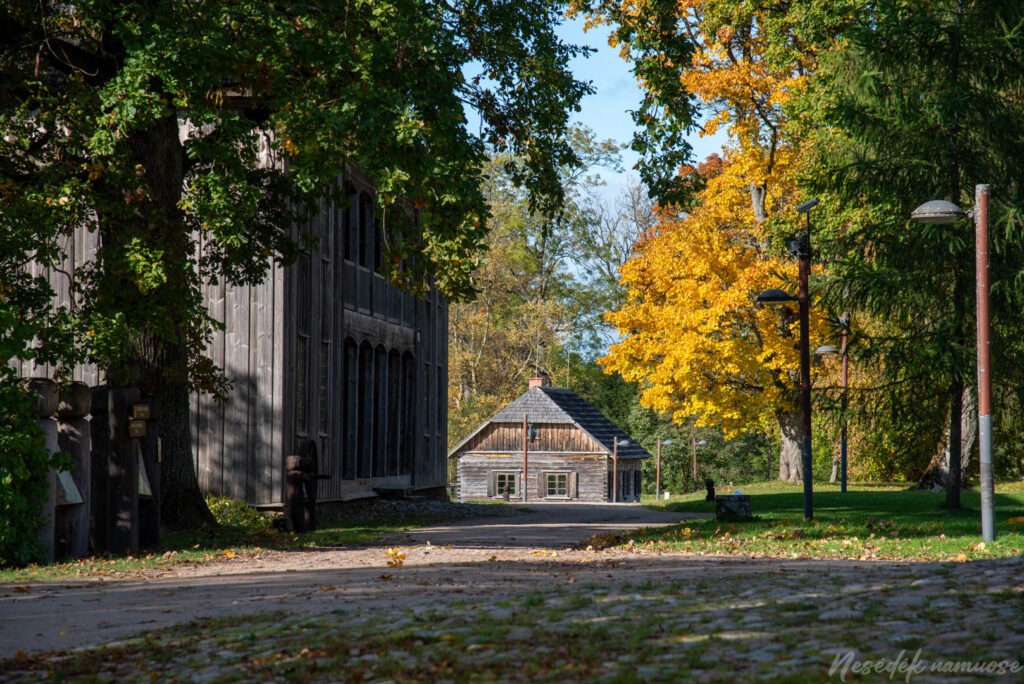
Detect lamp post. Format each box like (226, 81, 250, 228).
(911, 187, 995, 542)
(690, 435, 706, 490)
(816, 313, 850, 493)
(756, 197, 819, 520)
(655, 438, 673, 501)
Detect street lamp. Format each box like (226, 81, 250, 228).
(655, 438, 673, 501)
(911, 186, 995, 542)
(756, 197, 819, 520)
(690, 435, 706, 490)
(816, 314, 850, 493)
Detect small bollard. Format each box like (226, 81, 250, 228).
(284, 440, 329, 533)
(715, 494, 753, 522)
(704, 478, 716, 502)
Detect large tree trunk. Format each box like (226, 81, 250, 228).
(959, 385, 977, 475)
(917, 385, 975, 501)
(126, 111, 214, 530)
(945, 378, 964, 508)
(776, 408, 802, 482)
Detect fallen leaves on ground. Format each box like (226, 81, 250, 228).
(385, 547, 406, 568)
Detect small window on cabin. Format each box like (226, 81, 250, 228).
(494, 472, 517, 497)
(546, 472, 568, 498)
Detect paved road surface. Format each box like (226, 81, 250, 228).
(0, 504, 686, 657)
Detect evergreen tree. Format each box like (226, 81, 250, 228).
(803, 0, 1024, 504)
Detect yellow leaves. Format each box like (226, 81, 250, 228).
(281, 137, 299, 157)
(222, 549, 236, 559)
(385, 547, 406, 567)
(602, 140, 828, 437)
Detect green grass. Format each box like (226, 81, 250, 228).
(625, 481, 1024, 561)
(0, 509, 459, 584)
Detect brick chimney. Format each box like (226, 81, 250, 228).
(528, 374, 551, 389)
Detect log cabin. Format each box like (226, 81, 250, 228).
(450, 377, 650, 502)
(12, 157, 449, 508)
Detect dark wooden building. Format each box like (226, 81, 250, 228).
(450, 378, 650, 503)
(13, 164, 449, 507)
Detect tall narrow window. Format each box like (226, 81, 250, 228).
(401, 352, 416, 476)
(373, 345, 388, 478)
(342, 338, 358, 480)
(358, 342, 374, 478)
(387, 350, 401, 477)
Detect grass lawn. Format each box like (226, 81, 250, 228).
(628, 481, 1024, 561)
(0, 505, 474, 584)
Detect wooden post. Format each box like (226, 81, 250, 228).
(655, 439, 662, 501)
(522, 415, 528, 503)
(691, 431, 697, 489)
(612, 436, 619, 503)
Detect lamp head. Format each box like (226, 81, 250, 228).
(910, 199, 969, 225)
(755, 288, 798, 305)
(815, 345, 839, 356)
(796, 198, 820, 213)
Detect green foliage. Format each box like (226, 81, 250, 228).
(637, 482, 1024, 561)
(2, 0, 591, 387)
(3, 1, 592, 526)
(205, 496, 271, 531)
(0, 379, 52, 568)
(801, 0, 1024, 482)
(448, 129, 628, 446)
(570, 0, 699, 204)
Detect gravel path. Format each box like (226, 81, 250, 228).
(0, 503, 687, 657)
(1, 503, 1022, 681)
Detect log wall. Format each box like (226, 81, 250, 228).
(458, 452, 608, 503)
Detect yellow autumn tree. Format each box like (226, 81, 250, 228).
(585, 0, 827, 479)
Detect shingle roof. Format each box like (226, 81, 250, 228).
(451, 386, 651, 460)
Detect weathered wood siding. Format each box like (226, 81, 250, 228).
(455, 423, 644, 503)
(192, 243, 285, 506)
(458, 452, 608, 502)
(196, 170, 448, 505)
(9, 229, 102, 387)
(15, 143, 448, 506)
(461, 422, 605, 455)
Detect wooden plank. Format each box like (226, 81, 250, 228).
(224, 280, 251, 501)
(270, 259, 286, 505)
(251, 261, 275, 504)
(202, 278, 227, 495)
(278, 224, 295, 505)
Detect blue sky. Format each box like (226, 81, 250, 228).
(559, 15, 729, 200)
